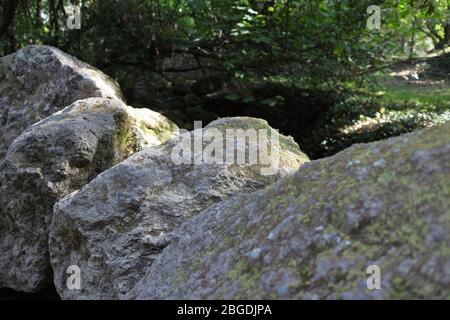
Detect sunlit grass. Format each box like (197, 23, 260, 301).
(374, 76, 450, 113)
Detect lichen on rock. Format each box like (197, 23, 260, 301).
(0, 45, 125, 158)
(0, 97, 178, 293)
(127, 121, 450, 300)
(49, 117, 308, 299)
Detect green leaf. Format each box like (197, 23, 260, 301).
(243, 96, 256, 103)
(225, 94, 240, 101)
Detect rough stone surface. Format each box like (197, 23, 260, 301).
(0, 45, 125, 158)
(49, 117, 309, 299)
(128, 122, 450, 300)
(0, 97, 178, 293)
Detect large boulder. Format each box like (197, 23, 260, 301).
(128, 121, 450, 299)
(0, 97, 178, 293)
(49, 117, 309, 299)
(0, 45, 125, 158)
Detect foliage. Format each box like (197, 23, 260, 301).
(0, 1, 442, 86)
(1, 0, 449, 159)
(2, 1, 449, 91)
(308, 76, 450, 159)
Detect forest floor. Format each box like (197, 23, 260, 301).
(308, 52, 450, 159)
(379, 59, 450, 112)
(341, 53, 450, 137)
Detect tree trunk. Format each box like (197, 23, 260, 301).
(0, 0, 19, 37)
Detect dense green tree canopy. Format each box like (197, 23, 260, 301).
(1, 0, 449, 90)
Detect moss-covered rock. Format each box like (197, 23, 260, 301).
(0, 45, 126, 158)
(0, 97, 177, 293)
(49, 117, 308, 299)
(128, 121, 450, 299)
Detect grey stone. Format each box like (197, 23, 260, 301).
(0, 97, 178, 292)
(128, 122, 450, 300)
(0, 45, 125, 158)
(49, 117, 309, 299)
